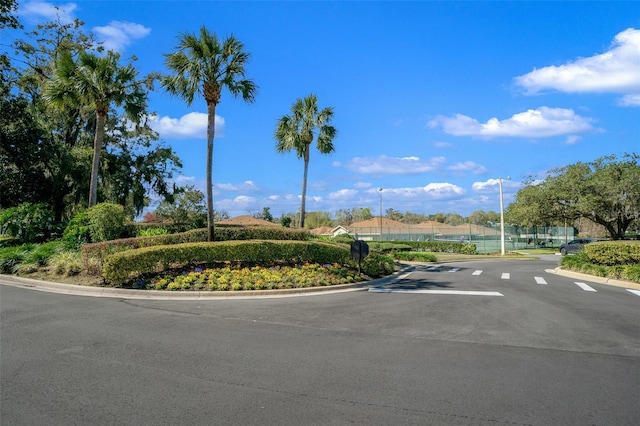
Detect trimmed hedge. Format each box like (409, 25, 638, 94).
(584, 240, 640, 266)
(102, 240, 395, 286)
(383, 240, 477, 254)
(83, 226, 310, 270)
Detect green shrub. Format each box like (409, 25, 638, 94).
(368, 242, 412, 253)
(138, 227, 170, 237)
(584, 241, 640, 266)
(397, 240, 477, 254)
(623, 264, 640, 282)
(82, 225, 310, 269)
(101, 240, 394, 286)
(0, 203, 55, 243)
(48, 250, 83, 276)
(88, 203, 125, 242)
(393, 251, 437, 262)
(0, 245, 33, 273)
(62, 210, 91, 248)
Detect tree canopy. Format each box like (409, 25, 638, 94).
(506, 154, 639, 239)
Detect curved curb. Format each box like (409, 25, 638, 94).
(545, 267, 640, 290)
(0, 266, 412, 300)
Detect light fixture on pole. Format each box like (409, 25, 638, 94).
(379, 188, 383, 241)
(499, 178, 505, 255)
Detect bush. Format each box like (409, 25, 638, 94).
(368, 242, 412, 253)
(88, 203, 125, 242)
(82, 225, 310, 269)
(0, 203, 55, 243)
(397, 240, 477, 254)
(62, 210, 92, 248)
(393, 251, 437, 262)
(48, 250, 83, 276)
(584, 241, 640, 266)
(102, 240, 394, 286)
(138, 227, 170, 237)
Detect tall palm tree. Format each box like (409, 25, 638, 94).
(44, 49, 147, 207)
(162, 27, 257, 242)
(275, 94, 337, 228)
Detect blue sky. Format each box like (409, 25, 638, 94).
(11, 1, 640, 219)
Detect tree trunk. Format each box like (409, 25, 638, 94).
(89, 112, 107, 207)
(299, 146, 310, 228)
(206, 101, 216, 242)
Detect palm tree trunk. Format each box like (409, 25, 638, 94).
(89, 112, 107, 207)
(206, 101, 216, 242)
(300, 148, 310, 228)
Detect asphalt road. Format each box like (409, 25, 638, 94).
(1, 257, 639, 425)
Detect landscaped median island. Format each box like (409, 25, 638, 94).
(559, 240, 640, 283)
(0, 219, 490, 291)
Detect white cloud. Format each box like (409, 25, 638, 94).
(472, 178, 520, 193)
(334, 155, 446, 175)
(448, 161, 487, 175)
(328, 189, 358, 200)
(93, 21, 151, 52)
(515, 28, 640, 106)
(20, 1, 76, 24)
(428, 107, 594, 139)
(147, 112, 224, 139)
(216, 181, 260, 192)
(374, 183, 465, 201)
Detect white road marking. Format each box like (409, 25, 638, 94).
(368, 288, 503, 296)
(398, 272, 412, 280)
(575, 282, 597, 292)
(426, 266, 440, 271)
(448, 267, 460, 273)
(501, 273, 510, 280)
(534, 276, 547, 285)
(472, 270, 483, 276)
(627, 289, 640, 297)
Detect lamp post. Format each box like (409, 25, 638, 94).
(499, 177, 505, 256)
(379, 188, 383, 241)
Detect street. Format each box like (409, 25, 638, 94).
(1, 257, 639, 425)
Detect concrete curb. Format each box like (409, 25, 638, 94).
(545, 267, 640, 290)
(0, 266, 412, 300)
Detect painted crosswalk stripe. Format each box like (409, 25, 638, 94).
(448, 267, 460, 273)
(426, 266, 440, 271)
(472, 270, 483, 276)
(534, 276, 547, 285)
(501, 273, 510, 280)
(368, 288, 503, 296)
(627, 289, 640, 297)
(575, 282, 597, 292)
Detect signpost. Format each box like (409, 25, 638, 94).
(350, 240, 369, 275)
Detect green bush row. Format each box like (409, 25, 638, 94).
(83, 226, 311, 269)
(393, 251, 438, 262)
(561, 251, 640, 283)
(102, 240, 395, 286)
(583, 241, 640, 266)
(367, 242, 413, 253)
(373, 240, 477, 254)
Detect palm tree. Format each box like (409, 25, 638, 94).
(162, 27, 257, 242)
(44, 49, 147, 207)
(275, 94, 337, 228)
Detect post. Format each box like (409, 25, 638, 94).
(379, 188, 383, 242)
(499, 177, 505, 256)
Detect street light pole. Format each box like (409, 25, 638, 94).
(499, 177, 505, 256)
(379, 188, 383, 242)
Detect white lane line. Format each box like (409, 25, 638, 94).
(448, 267, 460, 273)
(501, 273, 510, 280)
(472, 270, 483, 276)
(575, 282, 597, 292)
(627, 289, 640, 297)
(534, 276, 548, 285)
(369, 289, 503, 296)
(397, 272, 413, 280)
